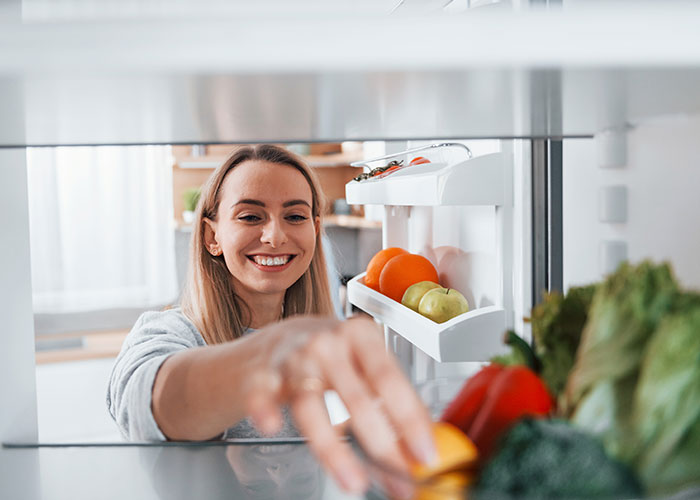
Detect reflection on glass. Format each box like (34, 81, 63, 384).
(145, 442, 325, 500)
(226, 444, 324, 500)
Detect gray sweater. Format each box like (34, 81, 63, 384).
(106, 307, 300, 441)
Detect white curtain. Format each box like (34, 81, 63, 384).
(26, 146, 178, 314)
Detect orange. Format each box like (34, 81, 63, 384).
(364, 247, 409, 291)
(379, 253, 439, 302)
(410, 422, 479, 481)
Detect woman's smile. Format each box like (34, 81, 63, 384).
(247, 253, 296, 271)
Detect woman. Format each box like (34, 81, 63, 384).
(107, 145, 436, 493)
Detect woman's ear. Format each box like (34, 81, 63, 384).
(203, 218, 222, 256)
(314, 216, 320, 236)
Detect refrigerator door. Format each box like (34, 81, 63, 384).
(345, 142, 524, 383)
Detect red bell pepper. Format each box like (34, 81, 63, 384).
(441, 363, 504, 432)
(440, 331, 553, 460)
(466, 365, 553, 459)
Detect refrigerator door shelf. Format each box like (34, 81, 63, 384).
(347, 273, 508, 362)
(345, 152, 505, 207)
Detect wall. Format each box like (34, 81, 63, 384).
(563, 114, 700, 291)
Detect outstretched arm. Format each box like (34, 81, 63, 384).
(151, 315, 436, 493)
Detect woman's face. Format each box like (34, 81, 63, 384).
(204, 160, 319, 302)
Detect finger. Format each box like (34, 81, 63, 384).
(318, 339, 407, 473)
(376, 468, 415, 500)
(332, 417, 351, 436)
(241, 369, 284, 436)
(342, 318, 437, 466)
(290, 389, 368, 494)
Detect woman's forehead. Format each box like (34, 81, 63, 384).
(220, 160, 313, 205)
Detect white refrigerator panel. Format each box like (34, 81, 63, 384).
(564, 114, 700, 291)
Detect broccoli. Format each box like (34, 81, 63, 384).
(473, 419, 642, 500)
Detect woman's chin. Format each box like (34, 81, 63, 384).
(247, 277, 300, 296)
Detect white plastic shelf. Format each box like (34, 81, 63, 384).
(347, 273, 508, 362)
(345, 153, 506, 207)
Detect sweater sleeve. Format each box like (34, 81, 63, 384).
(106, 308, 205, 441)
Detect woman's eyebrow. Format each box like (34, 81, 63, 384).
(231, 199, 311, 209)
(232, 199, 265, 208)
(282, 199, 311, 208)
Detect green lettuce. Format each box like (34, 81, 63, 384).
(531, 284, 597, 402)
(631, 294, 700, 494)
(565, 261, 679, 457)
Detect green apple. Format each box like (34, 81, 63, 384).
(418, 288, 470, 323)
(401, 281, 443, 312)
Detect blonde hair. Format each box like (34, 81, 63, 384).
(180, 145, 335, 344)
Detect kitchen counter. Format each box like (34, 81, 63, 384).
(0, 441, 364, 500)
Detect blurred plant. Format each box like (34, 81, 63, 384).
(183, 187, 201, 212)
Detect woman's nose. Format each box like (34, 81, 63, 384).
(260, 218, 288, 248)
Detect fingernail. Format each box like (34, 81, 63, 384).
(411, 431, 438, 466)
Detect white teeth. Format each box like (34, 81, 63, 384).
(253, 255, 289, 266)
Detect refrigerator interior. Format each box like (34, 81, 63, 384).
(3, 1, 700, 455)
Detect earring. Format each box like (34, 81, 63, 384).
(211, 247, 221, 256)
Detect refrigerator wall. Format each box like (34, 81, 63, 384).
(564, 116, 700, 291)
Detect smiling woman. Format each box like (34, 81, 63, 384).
(185, 146, 334, 343)
(106, 145, 437, 495)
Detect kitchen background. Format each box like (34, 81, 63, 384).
(29, 140, 383, 442)
(28, 122, 700, 442)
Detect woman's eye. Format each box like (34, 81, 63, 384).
(287, 214, 309, 222)
(238, 215, 261, 222)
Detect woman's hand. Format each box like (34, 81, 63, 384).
(240, 315, 437, 494)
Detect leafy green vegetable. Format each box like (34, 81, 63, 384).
(565, 261, 679, 456)
(530, 284, 597, 402)
(645, 419, 700, 496)
(474, 418, 643, 500)
(483, 260, 699, 496)
(629, 293, 700, 494)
